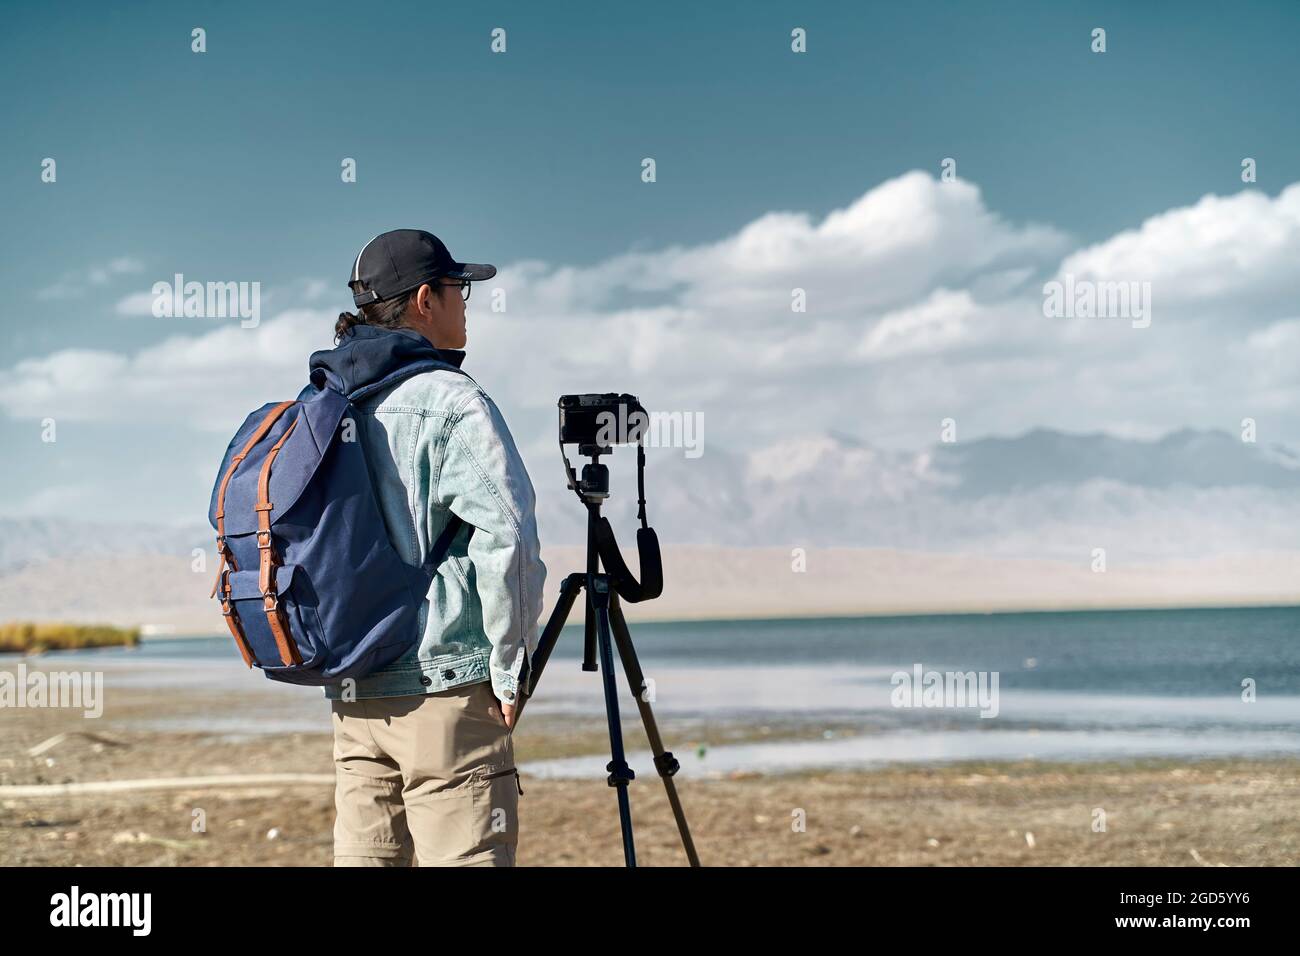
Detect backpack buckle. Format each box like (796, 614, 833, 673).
(256, 530, 273, 549)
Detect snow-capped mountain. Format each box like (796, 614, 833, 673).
(533, 427, 1300, 560)
(1, 428, 1296, 576)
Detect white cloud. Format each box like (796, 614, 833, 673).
(1057, 184, 1300, 322)
(0, 482, 104, 519)
(114, 290, 157, 316)
(3, 172, 1299, 463)
(1245, 316, 1300, 352)
(89, 258, 145, 284)
(453, 173, 1073, 440)
(0, 310, 333, 431)
(858, 288, 981, 360)
(37, 257, 144, 300)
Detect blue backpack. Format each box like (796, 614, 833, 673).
(207, 359, 466, 686)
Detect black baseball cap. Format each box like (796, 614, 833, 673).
(349, 229, 496, 307)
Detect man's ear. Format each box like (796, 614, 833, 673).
(416, 282, 446, 317)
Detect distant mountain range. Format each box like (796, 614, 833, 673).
(933, 428, 1300, 497)
(2, 427, 1297, 628)
(2, 428, 1297, 576)
(538, 427, 1300, 560)
(0, 518, 212, 575)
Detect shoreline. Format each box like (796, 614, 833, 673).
(6, 546, 1299, 634)
(7, 598, 1295, 643)
(3, 675, 1299, 865)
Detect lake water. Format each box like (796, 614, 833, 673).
(10, 606, 1299, 778)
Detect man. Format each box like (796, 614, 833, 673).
(306, 229, 546, 866)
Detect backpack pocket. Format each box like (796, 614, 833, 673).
(224, 563, 324, 671)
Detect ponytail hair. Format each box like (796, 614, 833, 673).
(333, 286, 424, 343)
(334, 310, 363, 342)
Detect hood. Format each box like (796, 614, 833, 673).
(308, 325, 465, 398)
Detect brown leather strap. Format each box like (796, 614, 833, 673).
(210, 400, 296, 667)
(256, 415, 302, 666)
(220, 569, 255, 668)
(214, 401, 297, 543)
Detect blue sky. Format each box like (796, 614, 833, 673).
(2, 0, 1299, 526)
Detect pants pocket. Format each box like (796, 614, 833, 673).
(467, 766, 521, 861)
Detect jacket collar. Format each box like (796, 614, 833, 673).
(309, 325, 464, 395)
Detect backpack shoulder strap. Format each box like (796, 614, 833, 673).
(316, 360, 478, 576)
(421, 514, 470, 576)
(344, 360, 478, 575)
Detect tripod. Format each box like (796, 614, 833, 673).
(512, 442, 700, 867)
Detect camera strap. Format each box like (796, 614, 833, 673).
(593, 443, 663, 603)
(594, 517, 662, 603)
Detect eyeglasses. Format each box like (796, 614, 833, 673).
(439, 278, 471, 302)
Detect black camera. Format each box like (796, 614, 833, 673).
(557, 393, 648, 450)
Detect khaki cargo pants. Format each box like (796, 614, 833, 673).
(330, 679, 521, 866)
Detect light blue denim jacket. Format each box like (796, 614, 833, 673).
(304, 327, 546, 703)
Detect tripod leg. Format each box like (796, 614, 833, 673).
(582, 505, 599, 672)
(609, 594, 702, 867)
(590, 575, 637, 866)
(582, 594, 597, 672)
(511, 572, 584, 729)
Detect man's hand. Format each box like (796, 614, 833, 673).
(500, 699, 517, 731)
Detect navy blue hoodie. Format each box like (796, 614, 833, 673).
(306, 325, 465, 398)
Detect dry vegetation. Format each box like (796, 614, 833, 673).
(0, 622, 140, 654)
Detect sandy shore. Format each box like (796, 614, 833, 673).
(7, 547, 1299, 635)
(3, 679, 1298, 866)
